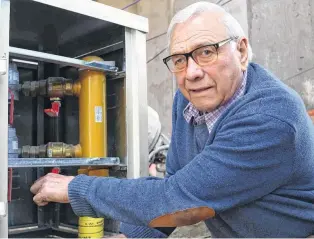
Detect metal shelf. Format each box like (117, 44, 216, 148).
(8, 157, 120, 168)
(9, 47, 121, 76)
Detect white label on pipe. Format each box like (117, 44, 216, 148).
(12, 141, 18, 150)
(95, 106, 103, 123)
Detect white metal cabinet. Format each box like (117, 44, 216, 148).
(0, 0, 149, 237)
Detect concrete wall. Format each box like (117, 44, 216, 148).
(96, 0, 174, 137)
(247, 0, 314, 109)
(137, 0, 175, 137)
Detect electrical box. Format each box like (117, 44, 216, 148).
(0, 0, 149, 237)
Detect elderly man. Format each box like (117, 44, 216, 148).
(30, 2, 314, 238)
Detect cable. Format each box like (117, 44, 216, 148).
(8, 168, 12, 202)
(121, 0, 142, 10)
(221, 0, 233, 6)
(284, 65, 314, 82)
(8, 89, 14, 125)
(8, 89, 14, 202)
(147, 47, 167, 64)
(147, 32, 167, 42)
(149, 145, 169, 163)
(122, 1, 167, 42)
(216, 0, 224, 4)
(161, 133, 170, 144)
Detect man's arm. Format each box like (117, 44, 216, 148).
(66, 113, 295, 227)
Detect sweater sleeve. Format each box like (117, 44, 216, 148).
(68, 112, 295, 228)
(117, 140, 178, 238)
(112, 91, 180, 238)
(118, 142, 178, 238)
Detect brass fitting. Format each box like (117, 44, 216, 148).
(46, 77, 76, 97)
(19, 77, 77, 97)
(20, 142, 81, 158)
(46, 142, 76, 158)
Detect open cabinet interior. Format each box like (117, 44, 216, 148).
(1, 0, 149, 238)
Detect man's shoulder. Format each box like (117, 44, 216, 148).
(243, 62, 307, 127)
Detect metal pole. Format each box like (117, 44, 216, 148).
(125, 28, 148, 178)
(0, 0, 10, 237)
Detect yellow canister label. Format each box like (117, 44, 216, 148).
(78, 217, 104, 238)
(79, 225, 103, 234)
(78, 230, 104, 239)
(79, 217, 104, 227)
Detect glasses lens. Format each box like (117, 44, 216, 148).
(193, 45, 217, 65)
(166, 55, 187, 72)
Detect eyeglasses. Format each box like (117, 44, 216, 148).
(163, 37, 239, 73)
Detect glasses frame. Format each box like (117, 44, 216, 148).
(163, 36, 239, 73)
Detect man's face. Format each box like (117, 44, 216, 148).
(170, 12, 248, 112)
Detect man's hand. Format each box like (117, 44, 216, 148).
(30, 173, 75, 206)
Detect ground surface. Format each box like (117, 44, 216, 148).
(169, 222, 211, 238)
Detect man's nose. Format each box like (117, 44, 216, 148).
(185, 57, 203, 81)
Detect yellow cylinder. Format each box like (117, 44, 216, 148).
(78, 231, 104, 239)
(79, 56, 107, 157)
(78, 217, 104, 238)
(78, 56, 107, 238)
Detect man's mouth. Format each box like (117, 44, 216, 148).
(190, 87, 212, 93)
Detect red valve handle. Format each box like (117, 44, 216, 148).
(51, 167, 60, 174)
(44, 101, 61, 117)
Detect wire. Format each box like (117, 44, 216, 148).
(147, 32, 167, 42)
(8, 168, 12, 202)
(8, 89, 14, 202)
(121, 0, 142, 10)
(284, 65, 314, 82)
(221, 0, 233, 6)
(161, 133, 170, 144)
(216, 0, 225, 4)
(147, 47, 167, 64)
(149, 145, 169, 163)
(8, 89, 14, 125)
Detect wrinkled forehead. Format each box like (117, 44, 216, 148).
(170, 12, 228, 54)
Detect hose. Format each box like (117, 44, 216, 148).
(149, 145, 169, 163)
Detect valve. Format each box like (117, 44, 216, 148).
(44, 98, 61, 117)
(51, 167, 60, 174)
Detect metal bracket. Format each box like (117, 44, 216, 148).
(0, 202, 6, 217)
(0, 54, 7, 75)
(8, 157, 120, 168)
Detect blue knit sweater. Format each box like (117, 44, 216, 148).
(68, 63, 314, 237)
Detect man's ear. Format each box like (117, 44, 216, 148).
(237, 37, 249, 71)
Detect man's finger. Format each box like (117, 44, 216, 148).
(33, 192, 49, 206)
(30, 173, 60, 194)
(30, 177, 46, 194)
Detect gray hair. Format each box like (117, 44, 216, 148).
(167, 1, 253, 61)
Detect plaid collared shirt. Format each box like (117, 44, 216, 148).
(183, 71, 247, 132)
